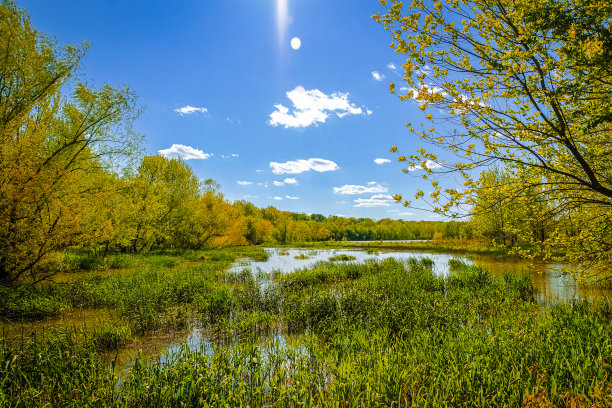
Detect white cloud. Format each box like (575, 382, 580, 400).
(273, 177, 300, 187)
(285, 195, 300, 200)
(174, 105, 208, 115)
(255, 169, 262, 173)
(333, 183, 388, 195)
(257, 182, 269, 188)
(367, 181, 377, 185)
(387, 63, 397, 71)
(157, 144, 212, 160)
(372, 71, 384, 81)
(366, 109, 373, 115)
(270, 158, 339, 174)
(407, 160, 442, 171)
(237, 180, 253, 186)
(374, 158, 391, 165)
(268, 86, 368, 128)
(273, 196, 283, 200)
(353, 194, 394, 207)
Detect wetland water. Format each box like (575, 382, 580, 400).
(231, 247, 609, 303)
(3, 247, 610, 376)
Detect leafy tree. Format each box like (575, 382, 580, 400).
(375, 0, 612, 274)
(0, 2, 140, 284)
(122, 156, 201, 252)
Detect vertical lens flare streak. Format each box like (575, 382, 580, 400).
(276, 0, 288, 49)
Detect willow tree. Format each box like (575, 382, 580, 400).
(0, 2, 141, 284)
(375, 0, 612, 277)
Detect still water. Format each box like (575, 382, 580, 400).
(230, 247, 610, 303)
(3, 248, 609, 376)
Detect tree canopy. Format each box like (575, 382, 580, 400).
(375, 0, 612, 276)
(0, 1, 141, 284)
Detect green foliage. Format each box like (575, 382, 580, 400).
(375, 0, 612, 276)
(89, 324, 132, 351)
(328, 254, 356, 262)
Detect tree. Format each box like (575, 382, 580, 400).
(122, 156, 201, 252)
(0, 2, 141, 285)
(375, 0, 612, 275)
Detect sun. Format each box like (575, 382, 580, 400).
(290, 37, 301, 50)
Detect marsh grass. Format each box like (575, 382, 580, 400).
(1, 250, 610, 406)
(328, 254, 356, 262)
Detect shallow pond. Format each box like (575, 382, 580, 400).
(3, 247, 610, 380)
(229, 247, 611, 303)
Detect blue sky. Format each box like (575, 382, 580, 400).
(21, 0, 450, 221)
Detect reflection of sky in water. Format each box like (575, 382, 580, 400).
(229, 248, 611, 304)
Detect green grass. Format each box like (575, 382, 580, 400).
(328, 254, 356, 262)
(1, 250, 610, 406)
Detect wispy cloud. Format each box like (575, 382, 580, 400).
(285, 195, 300, 200)
(157, 144, 212, 160)
(333, 183, 388, 195)
(374, 158, 391, 165)
(237, 180, 253, 186)
(387, 63, 397, 71)
(353, 194, 394, 207)
(221, 153, 239, 159)
(225, 117, 242, 124)
(174, 105, 208, 115)
(268, 86, 368, 128)
(273, 196, 284, 200)
(273, 181, 284, 187)
(372, 71, 384, 81)
(270, 158, 339, 175)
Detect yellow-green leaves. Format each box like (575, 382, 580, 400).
(0, 2, 141, 285)
(375, 0, 612, 273)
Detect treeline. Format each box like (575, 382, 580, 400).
(235, 201, 471, 244)
(59, 153, 471, 253)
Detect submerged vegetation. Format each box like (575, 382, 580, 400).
(1, 248, 610, 406)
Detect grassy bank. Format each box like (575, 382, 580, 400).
(1, 250, 610, 406)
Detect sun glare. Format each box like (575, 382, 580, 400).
(290, 37, 301, 50)
(276, 0, 288, 47)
